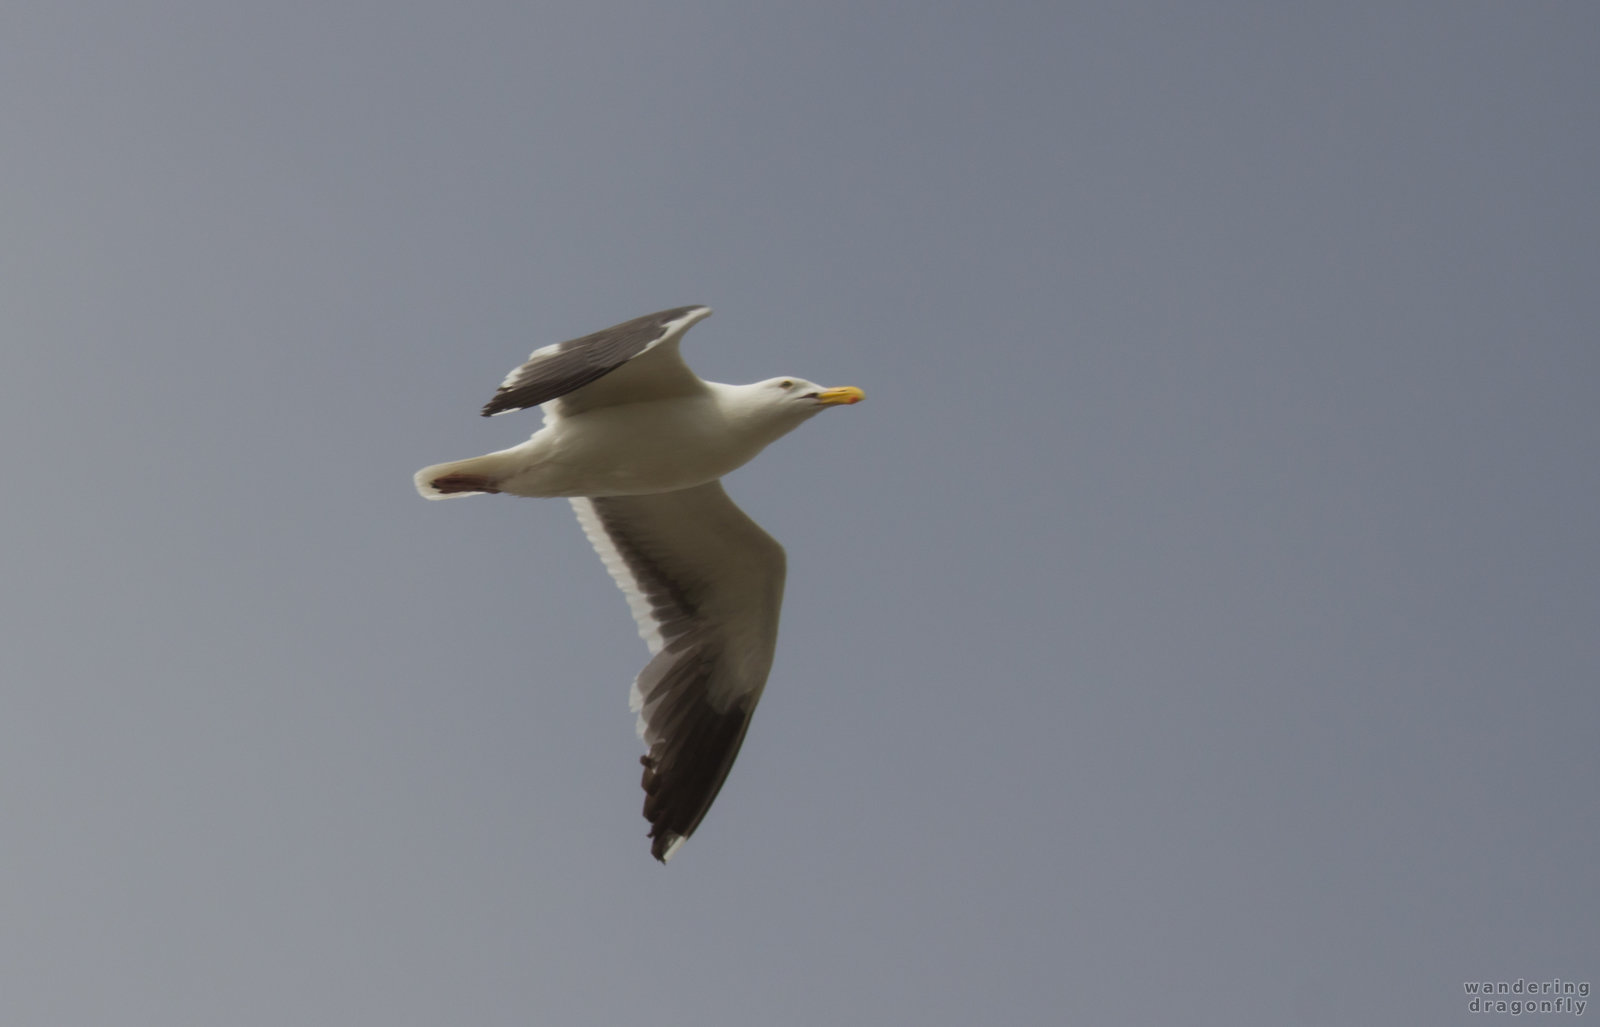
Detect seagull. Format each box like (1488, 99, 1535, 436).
(415, 305, 863, 862)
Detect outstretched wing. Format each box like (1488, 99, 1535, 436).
(481, 305, 712, 418)
(570, 481, 787, 862)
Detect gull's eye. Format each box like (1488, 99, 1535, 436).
(779, 379, 794, 389)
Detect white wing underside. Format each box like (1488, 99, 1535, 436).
(570, 482, 786, 729)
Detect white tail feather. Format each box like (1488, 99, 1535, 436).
(413, 452, 519, 499)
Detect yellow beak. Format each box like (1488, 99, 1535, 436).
(814, 385, 865, 406)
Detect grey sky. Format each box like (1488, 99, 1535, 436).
(5, 3, 1597, 1025)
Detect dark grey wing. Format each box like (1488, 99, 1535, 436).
(570, 481, 787, 862)
(481, 305, 712, 417)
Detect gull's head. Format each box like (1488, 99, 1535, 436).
(720, 378, 864, 440)
(762, 377, 866, 413)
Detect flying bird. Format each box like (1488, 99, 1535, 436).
(415, 305, 863, 862)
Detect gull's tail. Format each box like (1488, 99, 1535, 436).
(414, 452, 518, 499)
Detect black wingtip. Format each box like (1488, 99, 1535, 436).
(649, 827, 684, 863)
(479, 388, 528, 417)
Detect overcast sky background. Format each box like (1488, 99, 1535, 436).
(5, 4, 1597, 1025)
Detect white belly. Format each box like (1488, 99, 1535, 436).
(498, 398, 769, 497)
